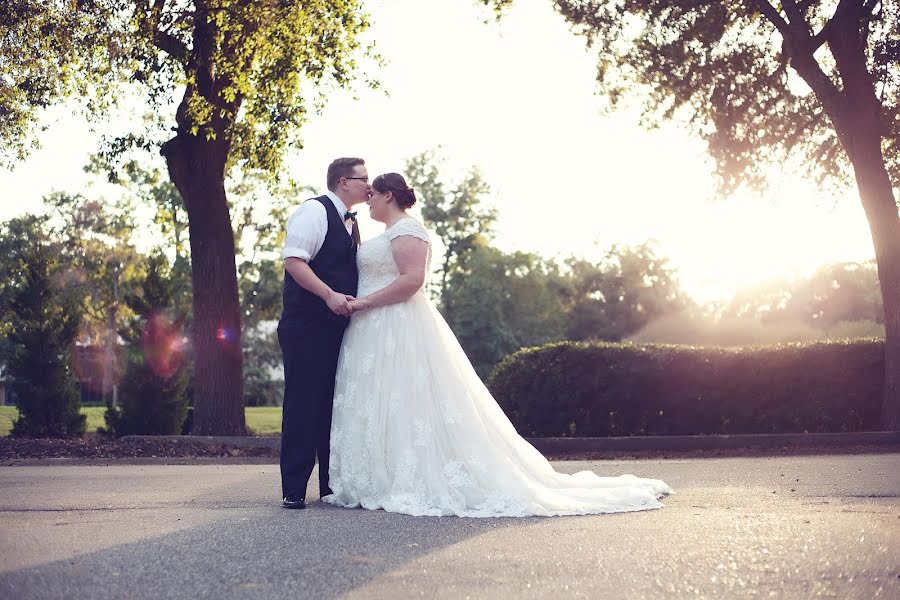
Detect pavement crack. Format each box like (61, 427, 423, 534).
(846, 494, 899, 499)
(0, 506, 167, 513)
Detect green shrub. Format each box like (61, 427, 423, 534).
(105, 254, 189, 436)
(486, 339, 883, 436)
(106, 344, 189, 436)
(6, 235, 86, 437)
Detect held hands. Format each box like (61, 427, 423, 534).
(325, 290, 371, 316)
(348, 297, 372, 313)
(325, 291, 356, 316)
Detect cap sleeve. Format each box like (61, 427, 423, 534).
(387, 218, 430, 244)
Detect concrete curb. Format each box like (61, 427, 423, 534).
(120, 435, 280, 449)
(121, 431, 900, 453)
(528, 431, 900, 453)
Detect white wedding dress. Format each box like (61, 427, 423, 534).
(324, 218, 672, 517)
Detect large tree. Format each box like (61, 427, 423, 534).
(1, 1, 373, 433)
(488, 0, 900, 428)
(98, 159, 300, 407)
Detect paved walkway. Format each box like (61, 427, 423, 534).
(1, 454, 898, 599)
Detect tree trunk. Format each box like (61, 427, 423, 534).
(844, 129, 900, 430)
(161, 132, 246, 436)
(824, 8, 900, 430)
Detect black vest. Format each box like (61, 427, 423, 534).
(281, 196, 358, 325)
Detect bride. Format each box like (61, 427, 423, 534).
(323, 173, 672, 517)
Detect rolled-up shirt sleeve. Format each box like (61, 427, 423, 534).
(282, 200, 328, 262)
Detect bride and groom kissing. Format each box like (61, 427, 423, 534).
(277, 157, 671, 517)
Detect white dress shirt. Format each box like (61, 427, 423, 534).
(282, 191, 354, 262)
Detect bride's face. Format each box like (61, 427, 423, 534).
(366, 188, 394, 223)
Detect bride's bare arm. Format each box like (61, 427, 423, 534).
(351, 236, 429, 310)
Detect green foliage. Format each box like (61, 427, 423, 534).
(107, 344, 189, 436)
(406, 151, 571, 376)
(87, 158, 302, 331)
(488, 338, 884, 437)
(0, 0, 129, 163)
(105, 254, 189, 436)
(1, 218, 86, 437)
(0, 337, 13, 377)
(405, 150, 497, 311)
(564, 242, 688, 341)
(445, 243, 569, 378)
(230, 170, 302, 329)
(722, 261, 884, 327)
(630, 261, 885, 347)
(628, 312, 883, 347)
(3, 0, 378, 434)
(0, 217, 33, 351)
(483, 0, 898, 428)
(43, 192, 145, 400)
(85, 158, 299, 407)
(2, 0, 376, 174)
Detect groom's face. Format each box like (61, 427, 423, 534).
(340, 165, 370, 207)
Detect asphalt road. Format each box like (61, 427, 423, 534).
(1, 454, 898, 599)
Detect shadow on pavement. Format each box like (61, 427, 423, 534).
(0, 500, 544, 599)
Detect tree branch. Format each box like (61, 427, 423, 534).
(753, 0, 790, 37)
(809, 0, 871, 51)
(810, 22, 835, 50)
(863, 0, 880, 15)
(756, 0, 848, 127)
(781, 0, 807, 26)
(155, 30, 188, 63)
(148, 0, 189, 64)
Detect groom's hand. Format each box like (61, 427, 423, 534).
(325, 290, 355, 316)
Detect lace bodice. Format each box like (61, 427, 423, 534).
(357, 218, 431, 298)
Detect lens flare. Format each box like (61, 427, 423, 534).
(216, 326, 234, 343)
(144, 312, 187, 379)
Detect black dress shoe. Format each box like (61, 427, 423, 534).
(282, 495, 306, 509)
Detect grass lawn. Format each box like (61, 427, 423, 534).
(0, 406, 17, 436)
(245, 406, 282, 435)
(0, 406, 283, 436)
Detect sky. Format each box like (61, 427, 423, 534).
(0, 0, 877, 304)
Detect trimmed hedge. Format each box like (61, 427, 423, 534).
(486, 339, 884, 437)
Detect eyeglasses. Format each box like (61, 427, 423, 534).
(343, 176, 369, 183)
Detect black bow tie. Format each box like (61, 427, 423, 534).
(344, 210, 357, 222)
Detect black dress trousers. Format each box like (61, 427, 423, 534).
(278, 318, 347, 499)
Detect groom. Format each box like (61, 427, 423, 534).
(277, 157, 369, 509)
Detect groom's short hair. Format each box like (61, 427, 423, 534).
(327, 157, 366, 191)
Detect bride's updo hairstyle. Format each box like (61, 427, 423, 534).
(372, 173, 417, 209)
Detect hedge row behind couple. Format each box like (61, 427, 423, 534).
(277, 157, 672, 517)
